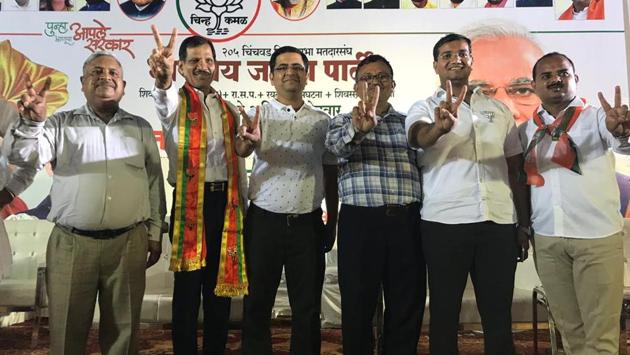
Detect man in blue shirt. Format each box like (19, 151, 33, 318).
(326, 54, 425, 355)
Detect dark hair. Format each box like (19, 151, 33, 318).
(179, 36, 216, 62)
(432, 33, 472, 61)
(269, 46, 309, 73)
(274, 0, 309, 17)
(44, 0, 73, 10)
(355, 54, 394, 81)
(532, 52, 576, 80)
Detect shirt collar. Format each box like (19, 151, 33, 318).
(78, 104, 134, 123)
(536, 96, 585, 118)
(270, 98, 311, 114)
(376, 104, 400, 120)
(190, 85, 218, 100)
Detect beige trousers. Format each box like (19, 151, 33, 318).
(46, 224, 148, 355)
(534, 232, 624, 355)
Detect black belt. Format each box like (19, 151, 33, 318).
(251, 204, 321, 227)
(60, 223, 140, 239)
(383, 203, 419, 217)
(206, 181, 227, 192)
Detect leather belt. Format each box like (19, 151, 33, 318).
(251, 204, 321, 227)
(383, 203, 418, 217)
(206, 181, 227, 192)
(60, 223, 140, 239)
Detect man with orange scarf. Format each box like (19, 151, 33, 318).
(521, 52, 629, 355)
(148, 27, 248, 355)
(558, 0, 604, 20)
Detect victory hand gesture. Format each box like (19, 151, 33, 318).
(238, 106, 261, 144)
(352, 81, 380, 134)
(599, 86, 630, 137)
(17, 75, 51, 122)
(435, 80, 467, 133)
(148, 25, 177, 89)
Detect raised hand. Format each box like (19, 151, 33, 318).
(148, 25, 177, 89)
(352, 81, 380, 134)
(17, 75, 51, 122)
(238, 106, 261, 144)
(599, 86, 630, 137)
(435, 80, 467, 133)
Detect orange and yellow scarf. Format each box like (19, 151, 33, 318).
(170, 83, 248, 297)
(523, 104, 584, 187)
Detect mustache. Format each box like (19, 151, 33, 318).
(283, 75, 300, 81)
(547, 82, 563, 89)
(193, 69, 212, 76)
(95, 79, 115, 87)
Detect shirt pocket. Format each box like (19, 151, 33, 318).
(124, 154, 146, 174)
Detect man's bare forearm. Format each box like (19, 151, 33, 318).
(408, 121, 447, 149)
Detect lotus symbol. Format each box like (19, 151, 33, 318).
(194, 0, 244, 32)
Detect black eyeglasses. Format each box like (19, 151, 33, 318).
(357, 73, 392, 83)
(273, 64, 306, 73)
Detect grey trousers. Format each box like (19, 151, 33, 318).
(46, 224, 148, 355)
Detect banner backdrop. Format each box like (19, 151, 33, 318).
(0, 0, 626, 211)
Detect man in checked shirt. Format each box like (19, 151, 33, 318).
(325, 54, 425, 355)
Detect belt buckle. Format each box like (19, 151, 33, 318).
(286, 214, 300, 227)
(208, 182, 225, 192)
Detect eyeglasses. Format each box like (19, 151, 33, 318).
(273, 64, 306, 73)
(357, 73, 392, 83)
(472, 81, 539, 105)
(438, 50, 471, 62)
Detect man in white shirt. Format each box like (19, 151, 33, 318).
(406, 33, 530, 355)
(0, 130, 37, 279)
(235, 46, 338, 355)
(10, 52, 165, 355)
(521, 52, 630, 355)
(148, 27, 248, 355)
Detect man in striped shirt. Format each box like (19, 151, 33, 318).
(326, 54, 425, 355)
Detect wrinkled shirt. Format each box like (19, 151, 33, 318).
(10, 105, 165, 241)
(406, 87, 522, 224)
(519, 96, 629, 238)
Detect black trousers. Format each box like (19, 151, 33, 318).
(241, 204, 325, 355)
(170, 186, 231, 355)
(337, 203, 426, 355)
(422, 220, 518, 355)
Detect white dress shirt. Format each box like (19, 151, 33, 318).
(0, 151, 9, 279)
(152, 85, 228, 185)
(1, 127, 37, 197)
(519, 97, 629, 238)
(248, 99, 336, 214)
(10, 105, 165, 241)
(406, 87, 522, 224)
(0, 126, 37, 279)
(573, 7, 588, 20)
